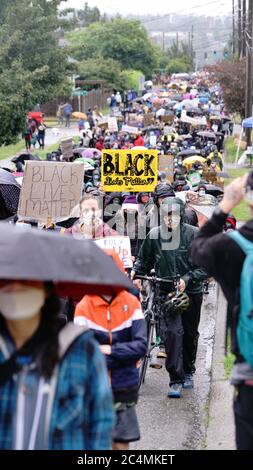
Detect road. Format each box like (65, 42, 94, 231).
(132, 282, 219, 450)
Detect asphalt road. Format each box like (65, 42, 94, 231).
(132, 283, 218, 451)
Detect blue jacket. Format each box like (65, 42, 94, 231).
(0, 325, 115, 450)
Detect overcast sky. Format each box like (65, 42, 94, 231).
(60, 0, 231, 17)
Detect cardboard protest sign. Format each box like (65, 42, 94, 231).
(121, 125, 139, 135)
(95, 236, 133, 268)
(161, 115, 174, 124)
(102, 150, 158, 193)
(60, 138, 73, 160)
(158, 155, 174, 183)
(143, 113, 155, 127)
(18, 161, 84, 222)
(108, 117, 118, 133)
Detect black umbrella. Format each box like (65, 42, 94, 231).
(177, 149, 201, 157)
(197, 131, 216, 139)
(0, 169, 21, 217)
(0, 224, 132, 299)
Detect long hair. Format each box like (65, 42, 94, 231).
(0, 283, 63, 385)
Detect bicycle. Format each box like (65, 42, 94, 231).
(134, 271, 180, 388)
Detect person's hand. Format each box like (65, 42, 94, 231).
(100, 345, 112, 355)
(133, 279, 142, 290)
(219, 174, 248, 214)
(130, 270, 136, 280)
(179, 279, 186, 292)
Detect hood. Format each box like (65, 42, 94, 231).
(160, 197, 185, 222)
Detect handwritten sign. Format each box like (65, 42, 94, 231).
(143, 113, 155, 127)
(60, 138, 73, 161)
(18, 161, 84, 222)
(108, 117, 118, 133)
(95, 237, 133, 268)
(158, 155, 174, 183)
(102, 150, 158, 192)
(121, 125, 139, 135)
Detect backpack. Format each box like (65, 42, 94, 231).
(228, 231, 253, 367)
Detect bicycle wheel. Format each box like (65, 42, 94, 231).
(139, 318, 155, 388)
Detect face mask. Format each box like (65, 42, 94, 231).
(81, 211, 101, 226)
(0, 287, 45, 321)
(199, 190, 206, 197)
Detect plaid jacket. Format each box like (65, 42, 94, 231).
(0, 329, 115, 450)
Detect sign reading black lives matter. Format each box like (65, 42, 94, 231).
(18, 161, 84, 221)
(102, 150, 158, 192)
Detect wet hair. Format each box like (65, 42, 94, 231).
(0, 283, 63, 385)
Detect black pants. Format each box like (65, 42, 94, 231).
(161, 293, 203, 384)
(234, 384, 253, 450)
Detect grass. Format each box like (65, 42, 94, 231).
(224, 167, 250, 222)
(225, 137, 243, 163)
(0, 140, 26, 160)
(224, 353, 235, 379)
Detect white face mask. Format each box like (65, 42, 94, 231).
(81, 211, 101, 226)
(0, 286, 45, 321)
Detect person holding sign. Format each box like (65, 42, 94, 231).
(74, 250, 147, 450)
(67, 193, 117, 240)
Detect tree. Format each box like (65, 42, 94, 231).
(77, 58, 128, 90)
(208, 59, 246, 118)
(167, 41, 193, 71)
(78, 2, 101, 26)
(68, 18, 158, 77)
(0, 0, 71, 144)
(166, 58, 192, 75)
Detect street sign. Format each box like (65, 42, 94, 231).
(72, 90, 88, 97)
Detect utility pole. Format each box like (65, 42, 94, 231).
(242, 0, 247, 57)
(176, 32, 179, 54)
(245, 0, 253, 145)
(191, 25, 194, 64)
(162, 32, 165, 52)
(238, 0, 242, 57)
(232, 0, 235, 55)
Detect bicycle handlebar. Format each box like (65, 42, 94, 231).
(134, 274, 175, 285)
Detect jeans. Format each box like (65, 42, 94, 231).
(65, 115, 71, 128)
(38, 133, 45, 149)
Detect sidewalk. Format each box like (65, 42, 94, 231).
(206, 286, 235, 450)
(0, 124, 80, 168)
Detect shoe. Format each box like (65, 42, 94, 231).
(183, 373, 194, 389)
(157, 347, 167, 359)
(167, 383, 182, 398)
(149, 355, 163, 369)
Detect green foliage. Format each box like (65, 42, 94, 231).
(120, 70, 143, 91)
(0, 0, 71, 145)
(77, 58, 127, 90)
(68, 18, 158, 77)
(78, 2, 101, 26)
(166, 58, 192, 74)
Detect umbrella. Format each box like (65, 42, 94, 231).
(183, 156, 206, 169)
(82, 148, 102, 159)
(0, 169, 21, 217)
(0, 223, 132, 299)
(73, 158, 95, 170)
(72, 112, 87, 120)
(197, 131, 216, 139)
(177, 149, 201, 157)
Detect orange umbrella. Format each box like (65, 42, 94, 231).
(72, 111, 87, 120)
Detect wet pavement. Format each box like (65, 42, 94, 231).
(132, 282, 218, 450)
